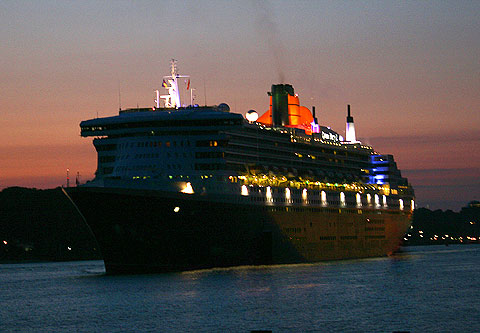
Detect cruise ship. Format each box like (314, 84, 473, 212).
(65, 60, 414, 274)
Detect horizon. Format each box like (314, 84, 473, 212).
(1, 1, 479, 211)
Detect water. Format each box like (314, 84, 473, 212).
(1, 245, 479, 332)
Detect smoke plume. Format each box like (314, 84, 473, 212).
(253, 0, 286, 83)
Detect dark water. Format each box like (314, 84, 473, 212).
(1, 245, 479, 332)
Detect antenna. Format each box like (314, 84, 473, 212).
(118, 81, 122, 111)
(203, 78, 207, 106)
(66, 168, 70, 188)
(159, 59, 189, 108)
(190, 88, 196, 106)
(154, 90, 160, 108)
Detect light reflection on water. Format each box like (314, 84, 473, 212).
(1, 245, 479, 332)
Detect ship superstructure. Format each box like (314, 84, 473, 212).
(66, 61, 414, 274)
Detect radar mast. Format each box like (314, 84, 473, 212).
(156, 59, 190, 109)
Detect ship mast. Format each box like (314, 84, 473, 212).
(156, 59, 190, 109)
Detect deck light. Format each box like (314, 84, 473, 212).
(181, 182, 194, 194)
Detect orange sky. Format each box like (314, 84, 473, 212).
(1, 1, 479, 210)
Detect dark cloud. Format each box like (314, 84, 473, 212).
(365, 130, 480, 146)
(252, 0, 286, 83)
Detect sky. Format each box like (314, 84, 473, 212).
(1, 0, 479, 211)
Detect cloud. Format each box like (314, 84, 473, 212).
(365, 129, 480, 146)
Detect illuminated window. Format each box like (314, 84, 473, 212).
(356, 193, 362, 207)
(266, 186, 272, 202)
(321, 191, 327, 206)
(241, 185, 248, 196)
(340, 192, 346, 207)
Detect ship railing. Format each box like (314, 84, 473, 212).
(236, 174, 398, 195)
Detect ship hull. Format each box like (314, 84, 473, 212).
(65, 187, 411, 274)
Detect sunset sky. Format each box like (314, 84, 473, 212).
(1, 1, 479, 211)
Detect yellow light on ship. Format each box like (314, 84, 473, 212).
(356, 193, 362, 207)
(340, 192, 346, 207)
(399, 198, 404, 210)
(321, 191, 327, 206)
(241, 185, 249, 196)
(302, 188, 308, 202)
(181, 182, 194, 194)
(367, 193, 372, 206)
(374, 194, 380, 208)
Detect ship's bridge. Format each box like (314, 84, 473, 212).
(80, 105, 243, 138)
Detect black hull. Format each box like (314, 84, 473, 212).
(65, 187, 411, 274)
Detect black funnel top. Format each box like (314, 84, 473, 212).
(270, 84, 294, 127)
(346, 104, 353, 123)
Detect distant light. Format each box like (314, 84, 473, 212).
(399, 199, 404, 210)
(383, 195, 387, 207)
(302, 188, 308, 202)
(67, 247, 72, 251)
(367, 193, 372, 205)
(321, 191, 327, 206)
(174, 206, 180, 213)
(3, 240, 7, 245)
(181, 182, 194, 194)
(374, 194, 380, 208)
